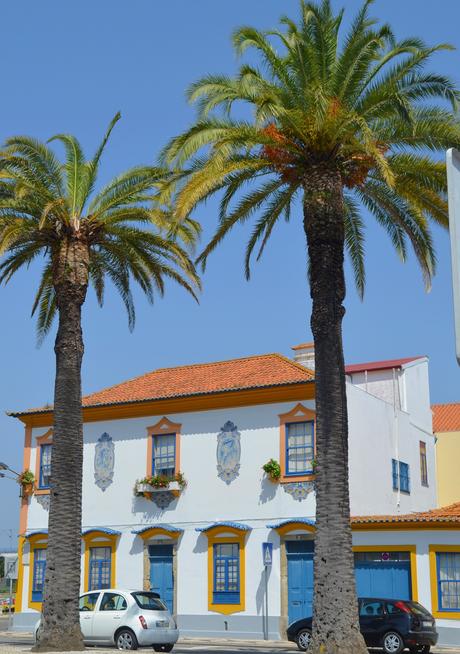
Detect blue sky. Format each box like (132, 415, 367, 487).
(1, 0, 459, 546)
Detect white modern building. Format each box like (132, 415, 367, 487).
(10, 345, 459, 644)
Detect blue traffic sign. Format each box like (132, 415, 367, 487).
(262, 542, 273, 566)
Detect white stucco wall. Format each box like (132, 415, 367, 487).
(348, 382, 436, 516)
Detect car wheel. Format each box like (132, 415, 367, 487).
(382, 631, 404, 654)
(116, 629, 138, 650)
(153, 646, 174, 652)
(296, 628, 312, 651)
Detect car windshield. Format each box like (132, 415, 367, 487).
(407, 601, 433, 617)
(131, 592, 167, 611)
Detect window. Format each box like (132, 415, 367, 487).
(99, 592, 127, 611)
(152, 433, 176, 478)
(32, 549, 46, 602)
(39, 444, 52, 489)
(286, 422, 314, 475)
(437, 552, 460, 611)
(79, 593, 100, 611)
(420, 441, 428, 486)
(392, 459, 410, 493)
(132, 592, 167, 611)
(213, 543, 240, 605)
(88, 547, 112, 591)
(354, 551, 410, 564)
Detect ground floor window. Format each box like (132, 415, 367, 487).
(437, 552, 460, 611)
(32, 549, 46, 602)
(88, 547, 112, 591)
(213, 543, 240, 604)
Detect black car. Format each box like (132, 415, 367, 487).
(286, 598, 438, 654)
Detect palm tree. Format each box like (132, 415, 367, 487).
(161, 1, 460, 651)
(0, 114, 200, 651)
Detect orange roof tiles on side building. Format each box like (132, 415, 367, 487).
(432, 402, 460, 432)
(352, 501, 460, 527)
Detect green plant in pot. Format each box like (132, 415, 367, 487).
(17, 470, 35, 496)
(262, 459, 281, 482)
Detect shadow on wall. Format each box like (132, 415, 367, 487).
(131, 494, 180, 519)
(259, 476, 278, 504)
(193, 533, 208, 555)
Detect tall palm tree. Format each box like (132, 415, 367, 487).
(162, 1, 460, 651)
(0, 114, 200, 651)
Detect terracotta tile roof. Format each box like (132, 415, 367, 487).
(352, 502, 460, 526)
(345, 356, 425, 374)
(10, 353, 314, 416)
(432, 402, 460, 432)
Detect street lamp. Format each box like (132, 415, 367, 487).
(0, 462, 20, 476)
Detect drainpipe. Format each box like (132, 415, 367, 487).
(392, 367, 400, 508)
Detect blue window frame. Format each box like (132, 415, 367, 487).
(39, 444, 52, 489)
(152, 433, 176, 478)
(32, 549, 46, 602)
(88, 546, 112, 591)
(392, 459, 399, 490)
(213, 543, 240, 604)
(437, 552, 460, 611)
(286, 421, 314, 475)
(391, 459, 410, 494)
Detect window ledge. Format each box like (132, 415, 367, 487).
(280, 474, 315, 484)
(136, 481, 182, 496)
(34, 488, 50, 496)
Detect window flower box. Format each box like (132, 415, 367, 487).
(134, 472, 187, 501)
(136, 480, 181, 495)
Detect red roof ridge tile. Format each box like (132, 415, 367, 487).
(352, 501, 460, 525)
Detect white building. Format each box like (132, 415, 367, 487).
(11, 345, 459, 645)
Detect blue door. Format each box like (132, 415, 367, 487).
(149, 544, 174, 612)
(354, 552, 411, 600)
(287, 540, 314, 624)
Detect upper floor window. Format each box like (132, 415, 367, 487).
(437, 552, 460, 611)
(146, 417, 181, 479)
(213, 543, 240, 605)
(152, 434, 176, 478)
(88, 547, 112, 591)
(32, 548, 47, 602)
(279, 404, 316, 481)
(39, 444, 52, 489)
(392, 459, 410, 494)
(420, 441, 428, 486)
(286, 422, 314, 476)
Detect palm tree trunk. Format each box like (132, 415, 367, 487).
(33, 237, 89, 652)
(303, 170, 367, 654)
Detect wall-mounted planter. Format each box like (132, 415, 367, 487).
(136, 481, 181, 496)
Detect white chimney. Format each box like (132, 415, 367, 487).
(291, 342, 315, 371)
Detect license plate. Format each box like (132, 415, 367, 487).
(156, 620, 168, 628)
(423, 620, 432, 628)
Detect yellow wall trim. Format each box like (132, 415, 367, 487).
(429, 545, 460, 620)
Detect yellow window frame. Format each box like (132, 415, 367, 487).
(83, 531, 118, 592)
(28, 536, 48, 611)
(429, 545, 460, 620)
(205, 526, 246, 615)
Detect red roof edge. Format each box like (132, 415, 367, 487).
(345, 356, 425, 375)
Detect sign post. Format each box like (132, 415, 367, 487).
(446, 148, 460, 365)
(262, 542, 273, 640)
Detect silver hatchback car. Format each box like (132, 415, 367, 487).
(35, 589, 179, 651)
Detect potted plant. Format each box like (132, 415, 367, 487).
(262, 458, 281, 483)
(17, 470, 35, 497)
(135, 472, 187, 498)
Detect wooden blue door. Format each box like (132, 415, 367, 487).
(287, 540, 314, 624)
(149, 544, 174, 612)
(354, 554, 411, 600)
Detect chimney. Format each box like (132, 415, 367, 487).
(291, 342, 315, 371)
